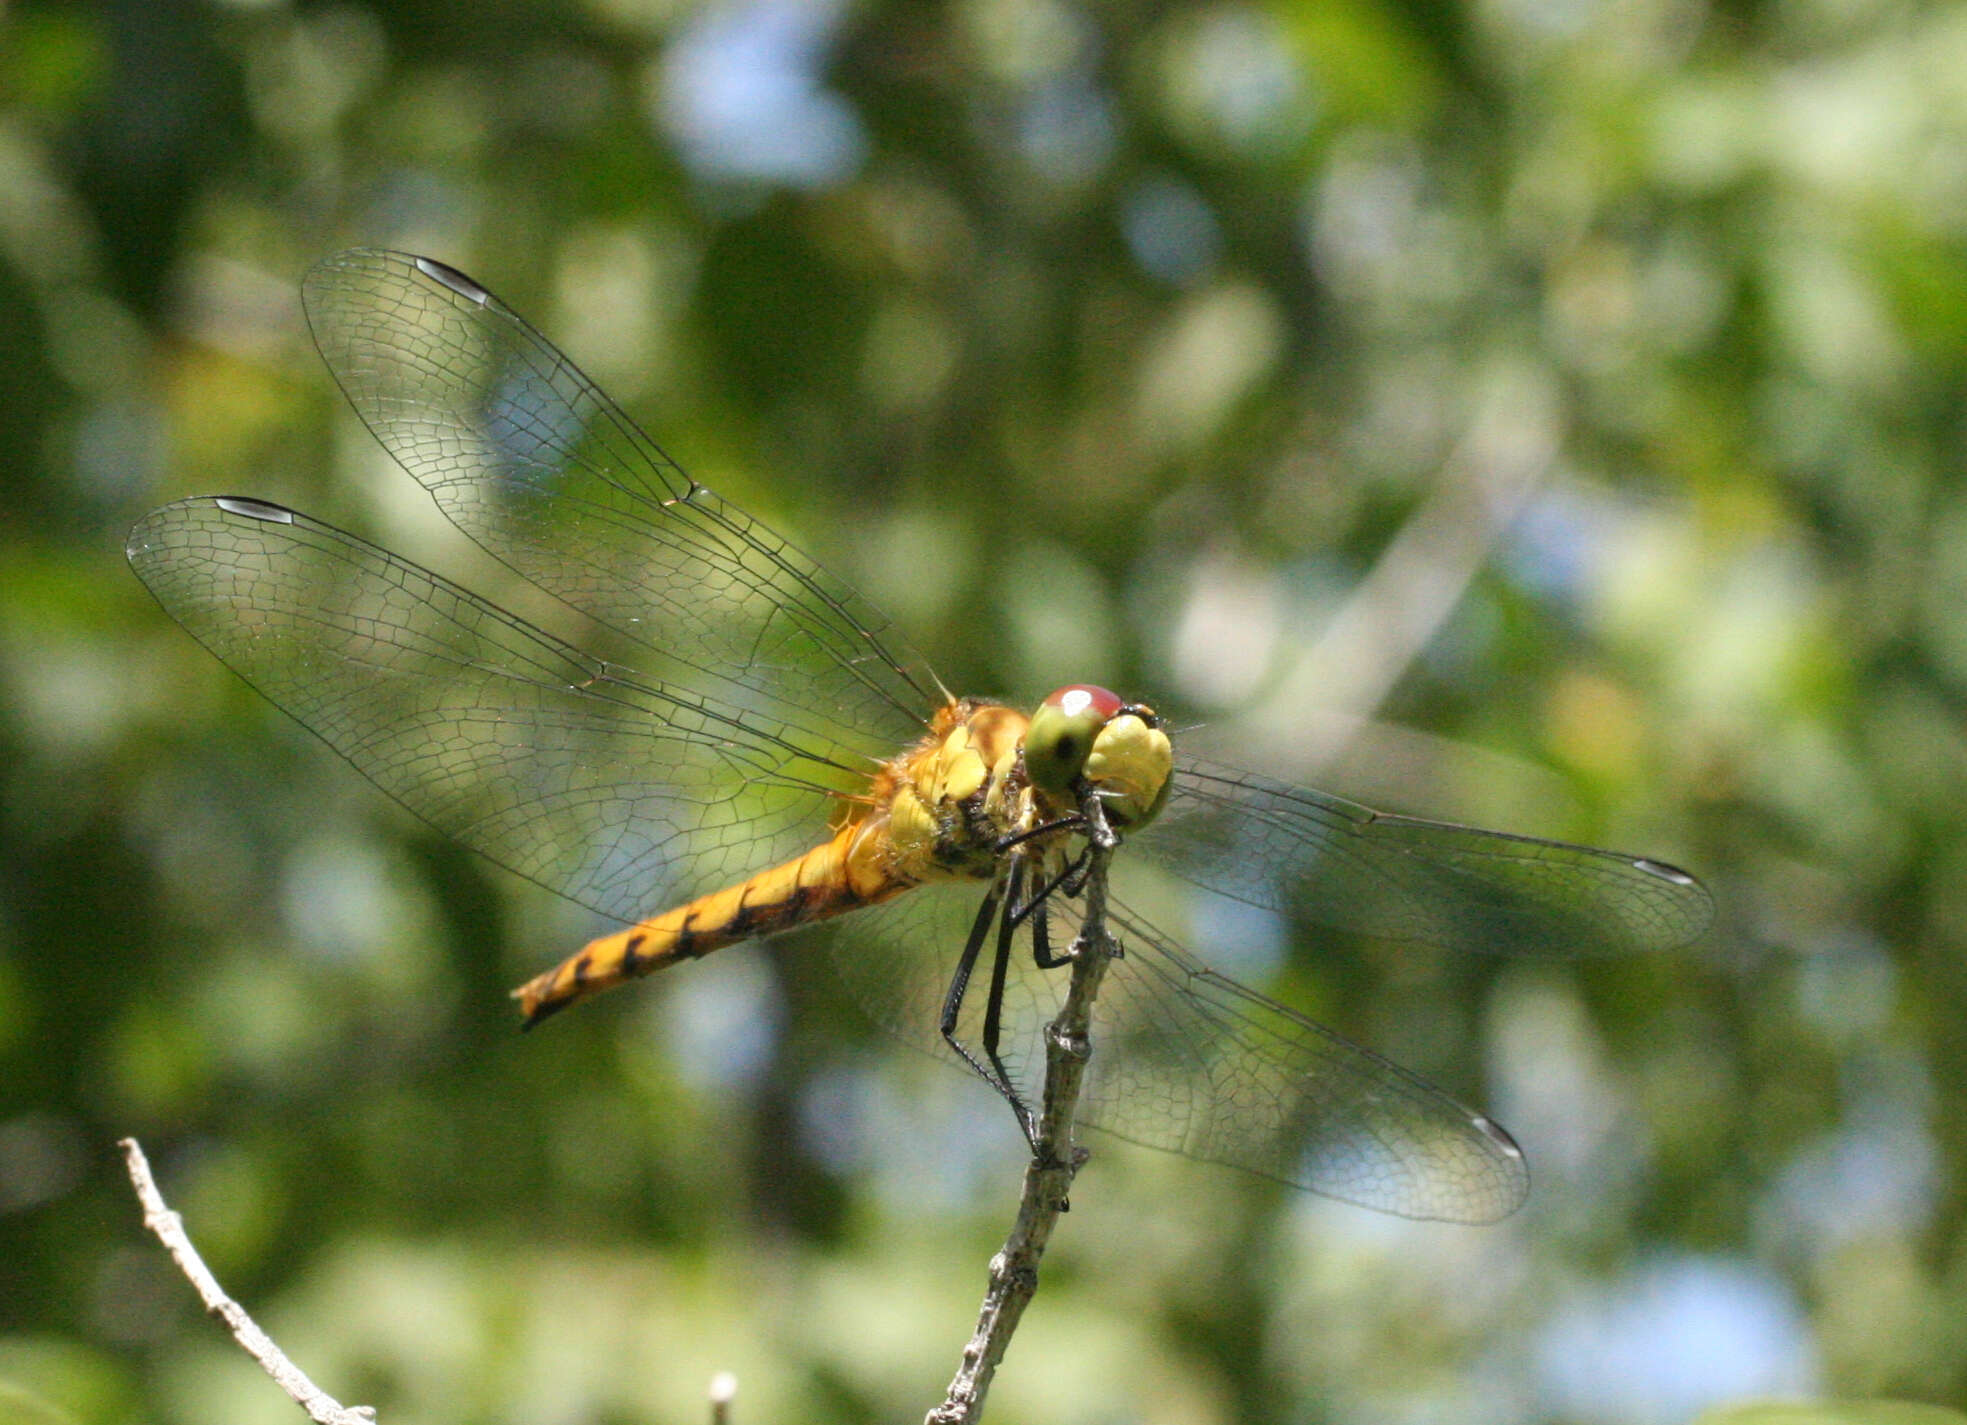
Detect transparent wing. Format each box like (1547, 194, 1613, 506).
(127, 497, 871, 924)
(1147, 759, 1713, 957)
(301, 248, 946, 762)
(818, 877, 1528, 1223)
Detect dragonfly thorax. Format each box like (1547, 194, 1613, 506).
(877, 699, 1031, 880)
(873, 686, 1172, 887)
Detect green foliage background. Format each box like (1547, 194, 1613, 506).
(2, 0, 1964, 1420)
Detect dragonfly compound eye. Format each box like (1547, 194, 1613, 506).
(1025, 684, 1125, 795)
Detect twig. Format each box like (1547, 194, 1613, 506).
(118, 1138, 376, 1425)
(1233, 362, 1562, 780)
(926, 837, 1119, 1425)
(708, 1370, 737, 1425)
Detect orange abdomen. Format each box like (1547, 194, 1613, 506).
(514, 817, 907, 1026)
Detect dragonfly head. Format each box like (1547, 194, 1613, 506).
(1025, 685, 1173, 830)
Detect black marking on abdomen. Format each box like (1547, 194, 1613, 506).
(620, 933, 647, 975)
(759, 881, 827, 930)
(724, 885, 760, 939)
(520, 996, 570, 1032)
(674, 911, 703, 960)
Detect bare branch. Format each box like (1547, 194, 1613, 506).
(1228, 364, 1561, 782)
(118, 1138, 377, 1425)
(927, 829, 1120, 1425)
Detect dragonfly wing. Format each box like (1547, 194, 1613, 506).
(301, 248, 946, 762)
(1087, 896, 1527, 1222)
(128, 498, 864, 924)
(1147, 759, 1713, 958)
(817, 877, 1528, 1222)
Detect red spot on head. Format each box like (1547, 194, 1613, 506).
(1042, 684, 1124, 721)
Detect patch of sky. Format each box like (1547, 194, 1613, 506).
(1168, 7, 1316, 160)
(479, 355, 591, 502)
(1166, 546, 1285, 710)
(655, 0, 866, 189)
(797, 1055, 1018, 1211)
(1502, 484, 1623, 606)
(1762, 1069, 1938, 1253)
(1121, 174, 1223, 286)
(1185, 895, 1287, 985)
(1017, 72, 1115, 184)
(1534, 1254, 1817, 1425)
(657, 950, 785, 1095)
(280, 832, 428, 964)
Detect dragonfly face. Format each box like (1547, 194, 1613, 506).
(127, 250, 1714, 1224)
(1023, 685, 1173, 831)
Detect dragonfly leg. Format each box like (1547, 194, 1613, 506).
(1007, 845, 1088, 927)
(1058, 853, 1095, 899)
(1009, 856, 1101, 970)
(1030, 900, 1070, 969)
(1020, 786, 1114, 911)
(993, 814, 1084, 855)
(979, 862, 1039, 1145)
(978, 861, 1023, 1057)
(939, 875, 1033, 1132)
(1006, 790, 1127, 968)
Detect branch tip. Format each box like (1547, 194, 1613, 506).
(708, 1369, 737, 1425)
(119, 1136, 376, 1425)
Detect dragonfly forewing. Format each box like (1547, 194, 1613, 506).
(301, 249, 946, 766)
(127, 497, 871, 926)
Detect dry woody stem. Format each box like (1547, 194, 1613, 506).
(927, 844, 1119, 1425)
(119, 1138, 377, 1425)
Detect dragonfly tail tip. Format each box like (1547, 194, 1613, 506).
(513, 986, 570, 1032)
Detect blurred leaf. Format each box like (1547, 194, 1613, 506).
(0, 1379, 79, 1425)
(1696, 1403, 1967, 1425)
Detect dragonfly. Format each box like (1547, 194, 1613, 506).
(127, 249, 1712, 1224)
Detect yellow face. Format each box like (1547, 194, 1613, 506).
(1084, 709, 1173, 827)
(1023, 685, 1173, 829)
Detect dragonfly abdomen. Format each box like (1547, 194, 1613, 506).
(514, 817, 913, 1026)
(514, 701, 1031, 1029)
